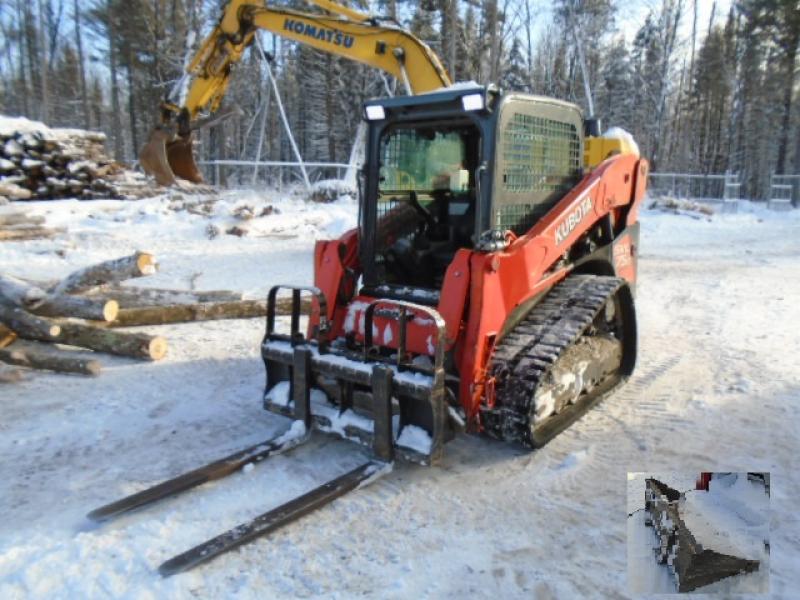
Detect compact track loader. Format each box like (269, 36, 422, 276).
(89, 84, 648, 575)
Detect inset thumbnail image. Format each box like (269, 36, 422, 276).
(627, 472, 769, 593)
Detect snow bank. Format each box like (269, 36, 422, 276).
(602, 126, 640, 157)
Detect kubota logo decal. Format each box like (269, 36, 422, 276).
(283, 18, 355, 48)
(555, 196, 593, 245)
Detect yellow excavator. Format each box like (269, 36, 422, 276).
(139, 0, 452, 186)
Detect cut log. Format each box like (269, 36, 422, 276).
(0, 181, 32, 200)
(104, 299, 276, 327)
(0, 213, 45, 227)
(0, 341, 101, 376)
(0, 365, 25, 383)
(58, 322, 167, 360)
(51, 251, 158, 295)
(30, 296, 119, 322)
(0, 275, 116, 321)
(0, 273, 46, 308)
(0, 226, 62, 241)
(0, 302, 61, 341)
(85, 286, 243, 307)
(0, 324, 17, 348)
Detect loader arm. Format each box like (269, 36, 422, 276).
(141, 0, 451, 185)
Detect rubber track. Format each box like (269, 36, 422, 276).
(484, 274, 626, 445)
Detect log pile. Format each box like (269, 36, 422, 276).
(0, 116, 158, 202)
(0, 251, 300, 380)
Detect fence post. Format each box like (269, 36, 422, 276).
(768, 172, 794, 211)
(722, 172, 739, 213)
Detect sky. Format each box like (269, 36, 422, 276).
(617, 0, 734, 42)
(529, 0, 734, 49)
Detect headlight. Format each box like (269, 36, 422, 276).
(365, 105, 386, 121)
(461, 93, 484, 111)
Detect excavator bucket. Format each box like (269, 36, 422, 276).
(139, 129, 204, 186)
(166, 133, 204, 184)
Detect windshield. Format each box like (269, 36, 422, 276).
(379, 127, 471, 194)
(366, 122, 480, 291)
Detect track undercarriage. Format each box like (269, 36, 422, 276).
(484, 274, 637, 447)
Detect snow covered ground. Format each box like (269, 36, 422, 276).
(0, 193, 799, 599)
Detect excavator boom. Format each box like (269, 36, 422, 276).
(140, 0, 451, 186)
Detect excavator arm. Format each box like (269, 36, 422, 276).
(140, 0, 451, 185)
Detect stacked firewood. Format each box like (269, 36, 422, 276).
(0, 251, 293, 381)
(0, 119, 156, 203)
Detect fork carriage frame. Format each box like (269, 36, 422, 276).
(262, 285, 449, 464)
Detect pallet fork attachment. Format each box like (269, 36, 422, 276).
(86, 286, 397, 575)
(262, 286, 449, 465)
(86, 425, 310, 523)
(158, 460, 390, 576)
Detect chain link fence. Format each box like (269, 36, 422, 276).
(768, 174, 800, 210)
(197, 160, 351, 190)
(646, 172, 741, 212)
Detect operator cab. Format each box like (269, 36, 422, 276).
(359, 84, 584, 304)
(374, 121, 480, 290)
(360, 85, 494, 303)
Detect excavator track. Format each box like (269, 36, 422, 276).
(483, 274, 636, 447)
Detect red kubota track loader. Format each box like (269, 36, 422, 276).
(89, 84, 648, 575)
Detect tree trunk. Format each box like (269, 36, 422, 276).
(0, 227, 62, 241)
(0, 340, 102, 376)
(57, 322, 167, 360)
(0, 302, 61, 341)
(775, 41, 797, 174)
(0, 213, 46, 227)
(0, 366, 25, 383)
(108, 1, 124, 160)
(0, 275, 117, 321)
(449, 0, 458, 80)
(30, 296, 119, 322)
(14, 0, 30, 116)
(105, 299, 274, 327)
(73, 0, 90, 129)
(51, 252, 157, 295)
(125, 41, 139, 159)
(36, 0, 49, 123)
(0, 274, 46, 309)
(24, 6, 40, 121)
(86, 286, 243, 307)
(486, 0, 500, 82)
